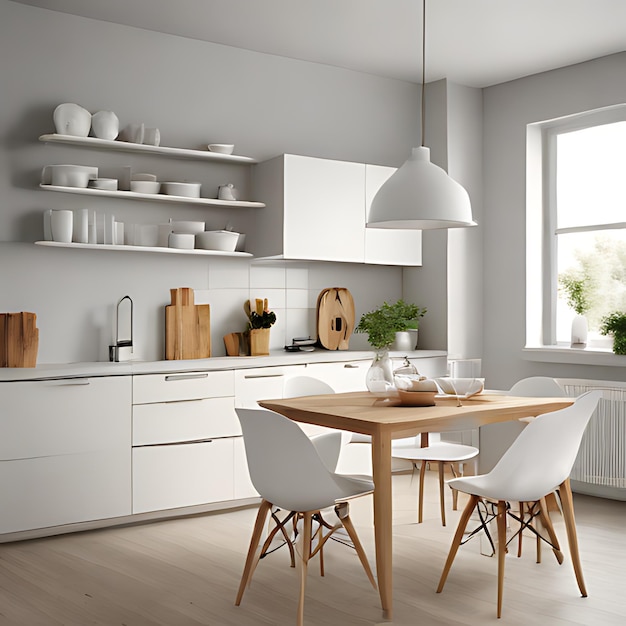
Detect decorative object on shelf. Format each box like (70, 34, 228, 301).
(600, 311, 626, 355)
(208, 143, 235, 154)
(91, 110, 119, 141)
(88, 177, 118, 191)
(315, 287, 355, 350)
(0, 312, 39, 368)
(366, 0, 475, 230)
(121, 123, 145, 144)
(53, 103, 91, 137)
(218, 183, 238, 201)
(109, 295, 134, 362)
(558, 272, 592, 348)
(72, 208, 88, 244)
(160, 181, 202, 198)
(165, 288, 211, 360)
(195, 230, 239, 252)
(42, 164, 98, 188)
(144, 127, 160, 146)
(50, 209, 73, 243)
(168, 232, 195, 249)
(244, 298, 276, 356)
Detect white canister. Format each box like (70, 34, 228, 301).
(73, 208, 89, 243)
(168, 232, 195, 249)
(42, 209, 53, 241)
(50, 209, 73, 243)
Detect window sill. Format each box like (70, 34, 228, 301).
(523, 346, 626, 366)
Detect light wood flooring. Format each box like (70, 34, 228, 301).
(0, 472, 624, 626)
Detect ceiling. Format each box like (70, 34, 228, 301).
(10, 0, 626, 87)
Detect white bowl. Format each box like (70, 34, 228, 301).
(130, 180, 161, 194)
(170, 220, 205, 234)
(88, 177, 118, 191)
(160, 181, 201, 198)
(168, 232, 195, 249)
(208, 143, 235, 155)
(195, 230, 239, 251)
(435, 377, 485, 398)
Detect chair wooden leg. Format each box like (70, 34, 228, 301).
(517, 502, 524, 558)
(450, 463, 459, 511)
(338, 508, 378, 591)
(418, 460, 427, 523)
(496, 500, 507, 618)
(558, 478, 588, 597)
(297, 512, 313, 626)
(437, 494, 479, 593)
(438, 461, 446, 526)
(236, 499, 272, 606)
(538, 497, 564, 565)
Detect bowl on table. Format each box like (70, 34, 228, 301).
(434, 378, 485, 398)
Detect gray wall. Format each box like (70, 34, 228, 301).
(482, 52, 626, 389)
(0, 0, 422, 363)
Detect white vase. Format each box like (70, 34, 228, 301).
(393, 331, 413, 352)
(571, 314, 588, 348)
(365, 349, 394, 395)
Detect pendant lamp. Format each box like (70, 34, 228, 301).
(367, 0, 476, 230)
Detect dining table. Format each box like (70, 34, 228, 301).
(259, 390, 575, 620)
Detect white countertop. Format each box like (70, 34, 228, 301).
(0, 349, 447, 381)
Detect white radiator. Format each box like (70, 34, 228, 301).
(557, 378, 626, 500)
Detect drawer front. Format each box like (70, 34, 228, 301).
(0, 376, 131, 460)
(233, 436, 258, 499)
(234, 365, 304, 408)
(303, 361, 369, 392)
(133, 396, 239, 445)
(133, 370, 234, 404)
(132, 440, 234, 514)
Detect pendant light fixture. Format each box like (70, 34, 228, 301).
(367, 0, 476, 229)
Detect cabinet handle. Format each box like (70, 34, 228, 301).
(43, 378, 91, 386)
(244, 373, 284, 379)
(164, 373, 208, 382)
(344, 364, 360, 369)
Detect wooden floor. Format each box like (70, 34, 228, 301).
(1, 472, 624, 626)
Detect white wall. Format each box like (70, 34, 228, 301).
(0, 0, 419, 363)
(482, 52, 626, 389)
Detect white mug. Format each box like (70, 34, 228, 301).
(73, 208, 89, 243)
(50, 209, 73, 243)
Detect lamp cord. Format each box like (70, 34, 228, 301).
(421, 0, 426, 147)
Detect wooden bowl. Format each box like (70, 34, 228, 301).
(397, 389, 437, 407)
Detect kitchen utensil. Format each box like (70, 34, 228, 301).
(89, 177, 118, 190)
(53, 103, 91, 137)
(165, 287, 211, 360)
(195, 230, 239, 251)
(160, 181, 202, 197)
(109, 295, 133, 362)
(0, 312, 39, 367)
(316, 287, 355, 350)
(208, 143, 235, 154)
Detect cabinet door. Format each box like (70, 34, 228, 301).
(283, 155, 365, 262)
(0, 377, 131, 534)
(133, 370, 234, 404)
(303, 361, 369, 393)
(364, 164, 423, 266)
(234, 365, 304, 408)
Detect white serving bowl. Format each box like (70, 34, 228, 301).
(208, 143, 235, 155)
(195, 230, 239, 251)
(88, 177, 118, 191)
(435, 377, 485, 398)
(168, 232, 195, 249)
(170, 220, 205, 234)
(160, 181, 202, 198)
(130, 180, 161, 194)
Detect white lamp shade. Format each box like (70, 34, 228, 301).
(367, 146, 476, 229)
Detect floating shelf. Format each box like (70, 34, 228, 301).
(39, 134, 258, 164)
(39, 184, 264, 209)
(35, 241, 253, 258)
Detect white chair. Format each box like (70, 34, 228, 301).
(391, 433, 479, 526)
(436, 390, 601, 618)
(235, 407, 377, 626)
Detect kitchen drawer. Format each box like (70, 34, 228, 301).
(303, 360, 369, 392)
(234, 365, 304, 408)
(0, 376, 131, 460)
(133, 370, 234, 404)
(133, 396, 239, 445)
(132, 439, 234, 513)
(233, 436, 258, 499)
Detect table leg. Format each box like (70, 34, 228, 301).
(371, 430, 393, 619)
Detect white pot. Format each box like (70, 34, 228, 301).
(571, 314, 588, 348)
(393, 331, 413, 352)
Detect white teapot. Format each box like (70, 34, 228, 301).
(218, 183, 238, 201)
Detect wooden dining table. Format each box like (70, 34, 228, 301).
(259, 390, 574, 620)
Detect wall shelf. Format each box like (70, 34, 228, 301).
(34, 241, 252, 258)
(39, 134, 258, 164)
(39, 184, 264, 209)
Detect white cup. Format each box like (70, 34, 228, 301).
(73, 208, 89, 243)
(50, 209, 73, 243)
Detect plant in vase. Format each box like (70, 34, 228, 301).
(558, 272, 591, 347)
(600, 311, 626, 355)
(355, 299, 426, 393)
(244, 298, 276, 356)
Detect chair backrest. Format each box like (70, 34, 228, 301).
(283, 376, 335, 398)
(508, 376, 566, 397)
(487, 390, 601, 500)
(235, 407, 348, 512)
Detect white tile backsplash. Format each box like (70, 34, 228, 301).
(286, 267, 309, 289)
(286, 288, 309, 309)
(250, 265, 286, 288)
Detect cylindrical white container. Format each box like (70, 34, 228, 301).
(50, 209, 73, 243)
(73, 208, 89, 243)
(42, 209, 53, 240)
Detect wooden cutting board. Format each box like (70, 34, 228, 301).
(0, 311, 39, 367)
(165, 288, 211, 360)
(316, 287, 355, 350)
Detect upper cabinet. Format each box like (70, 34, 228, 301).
(250, 154, 422, 266)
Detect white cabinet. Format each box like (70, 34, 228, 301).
(0, 376, 131, 534)
(250, 154, 422, 266)
(234, 365, 305, 408)
(303, 360, 369, 392)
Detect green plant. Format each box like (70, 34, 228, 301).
(558, 272, 591, 315)
(600, 311, 626, 355)
(355, 299, 426, 349)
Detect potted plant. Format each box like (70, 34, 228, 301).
(355, 299, 426, 392)
(600, 311, 626, 355)
(559, 272, 591, 347)
(244, 298, 276, 356)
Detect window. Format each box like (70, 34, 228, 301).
(526, 104, 626, 353)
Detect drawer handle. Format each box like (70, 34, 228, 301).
(164, 373, 209, 382)
(344, 364, 360, 369)
(44, 378, 91, 386)
(244, 374, 284, 379)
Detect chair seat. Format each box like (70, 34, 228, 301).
(447, 472, 558, 504)
(392, 441, 479, 463)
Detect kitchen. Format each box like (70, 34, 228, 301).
(1, 1, 626, 624)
